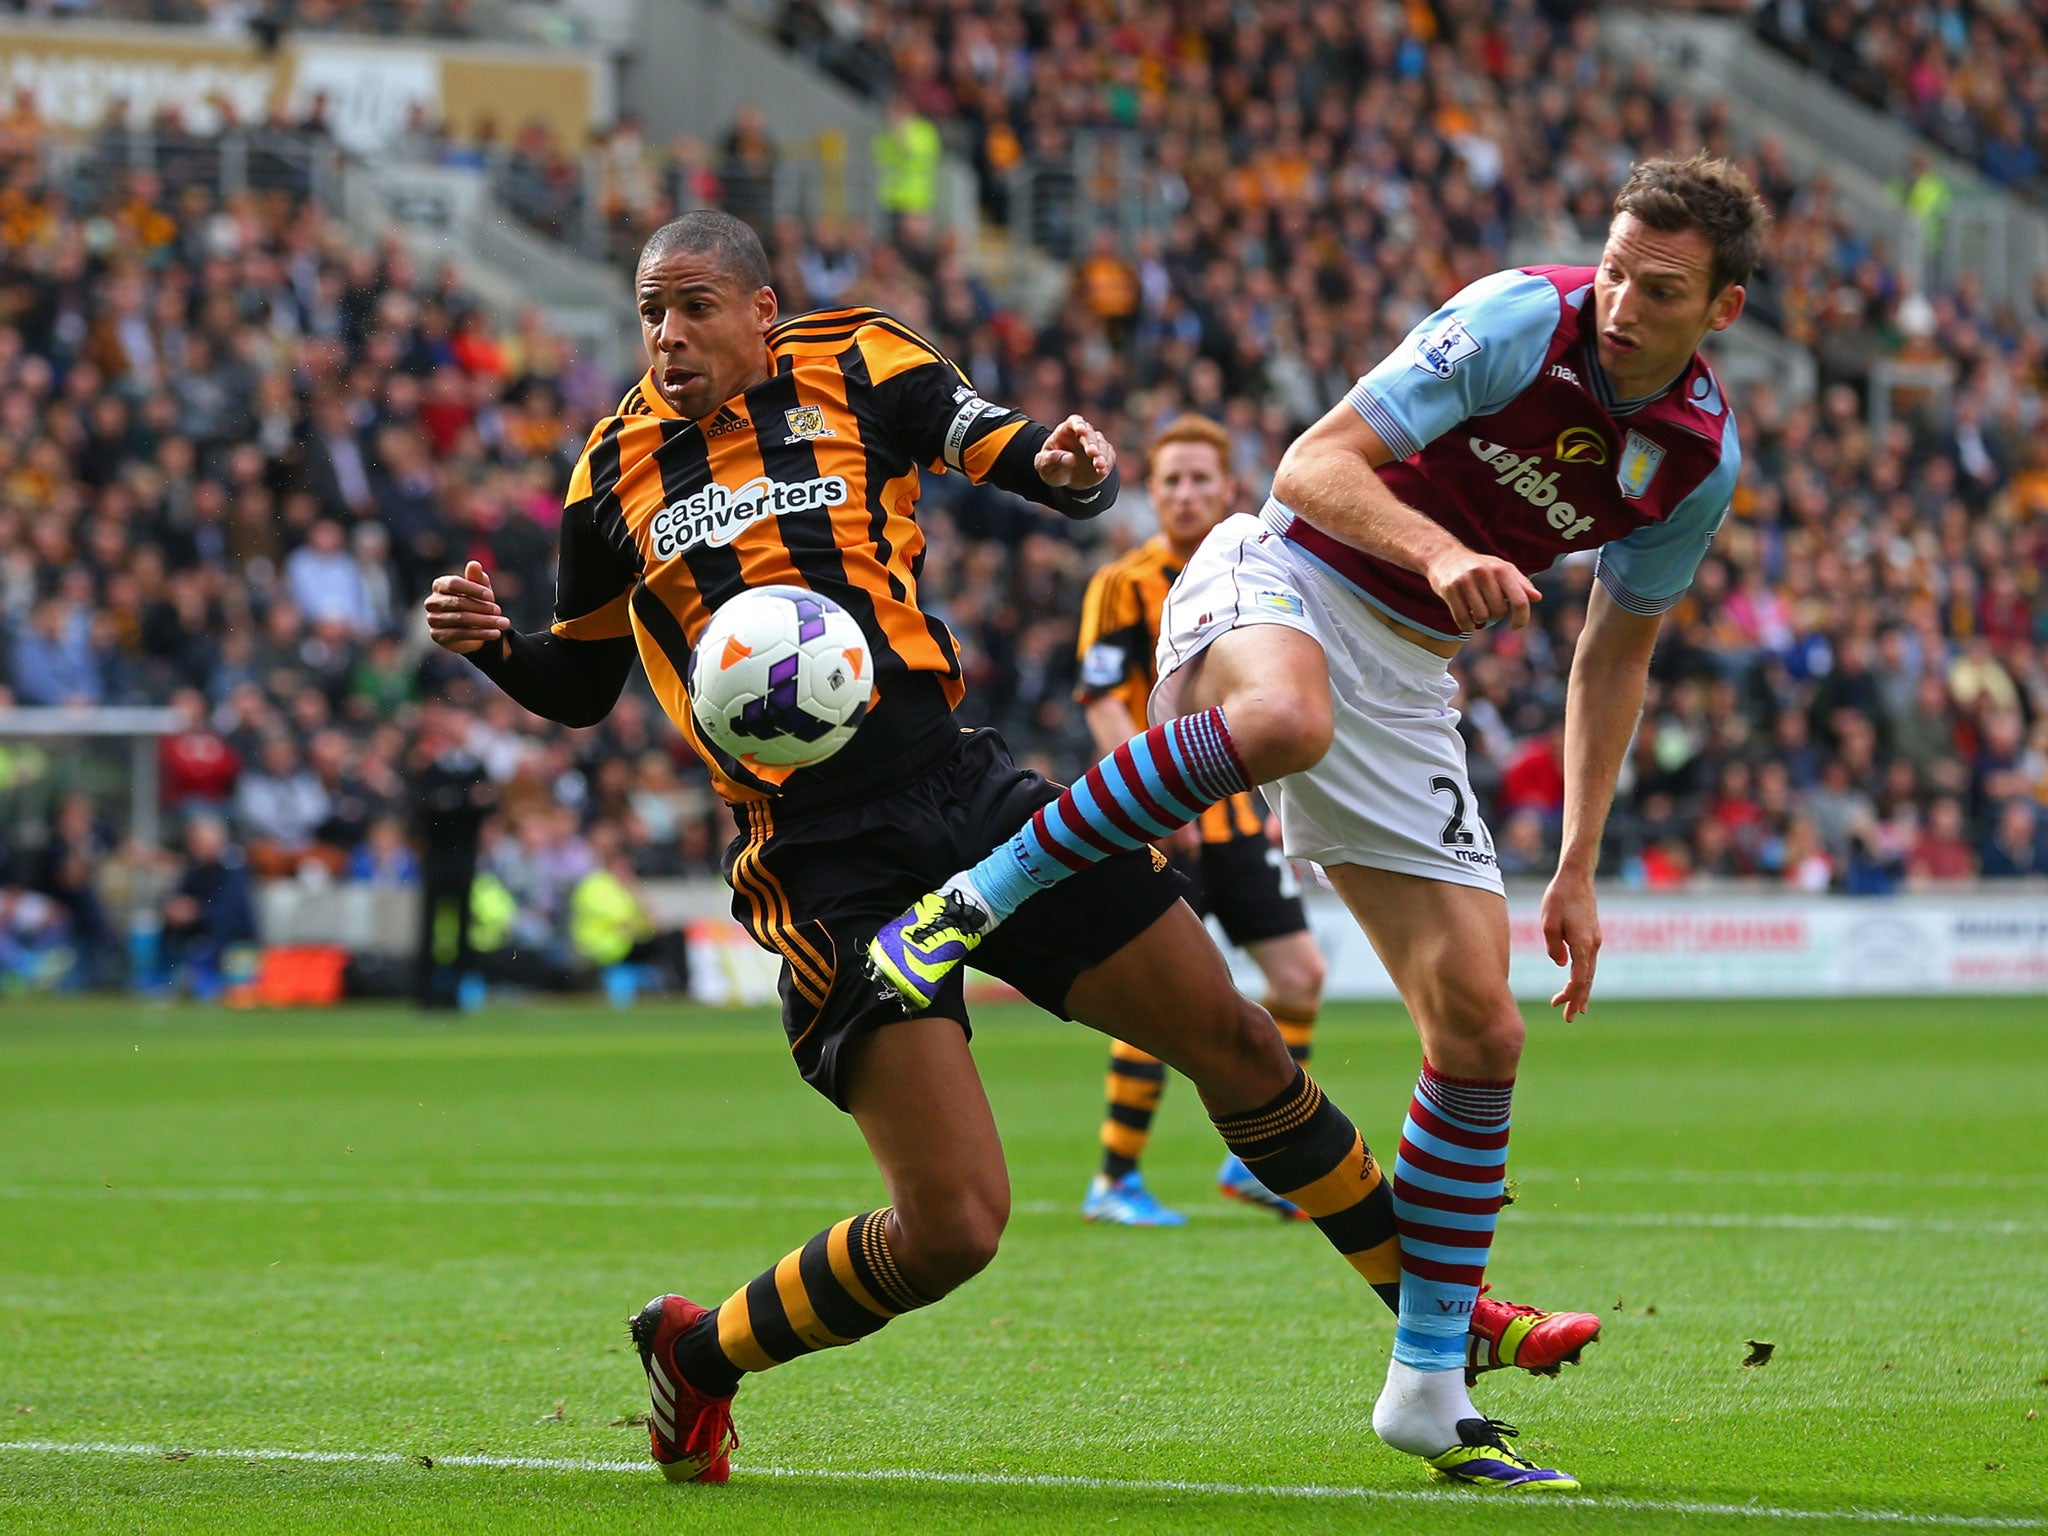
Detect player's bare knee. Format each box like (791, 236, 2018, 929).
(1418, 979, 1524, 1080)
(1473, 1010, 1526, 1077)
(893, 1195, 1007, 1295)
(1219, 687, 1331, 781)
(1213, 996, 1296, 1087)
(1267, 951, 1326, 1016)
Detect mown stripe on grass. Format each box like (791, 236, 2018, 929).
(0, 1184, 2041, 1237)
(0, 1440, 2041, 1529)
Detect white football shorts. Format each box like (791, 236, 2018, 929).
(1151, 510, 1503, 895)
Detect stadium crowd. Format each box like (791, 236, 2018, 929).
(3, 2, 2048, 990)
(40, 0, 489, 39)
(1754, 0, 2048, 195)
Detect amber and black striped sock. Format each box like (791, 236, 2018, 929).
(1211, 1065, 1401, 1314)
(1099, 1040, 1167, 1180)
(1270, 1006, 1316, 1066)
(671, 1209, 935, 1398)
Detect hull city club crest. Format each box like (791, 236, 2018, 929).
(783, 404, 833, 442)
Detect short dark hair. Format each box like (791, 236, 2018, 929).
(637, 210, 772, 292)
(1612, 153, 1771, 295)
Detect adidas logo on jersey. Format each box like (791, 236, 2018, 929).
(650, 474, 849, 560)
(704, 406, 751, 439)
(1468, 438, 1595, 541)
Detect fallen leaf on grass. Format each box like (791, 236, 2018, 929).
(1638, 1304, 1659, 1317)
(1985, 1461, 2004, 1472)
(1741, 1340, 1775, 1369)
(2026, 1409, 2037, 1422)
(413, 1455, 434, 1469)
(12, 1405, 30, 1415)
(607, 1413, 651, 1429)
(541, 1399, 566, 1422)
(160, 1451, 192, 1463)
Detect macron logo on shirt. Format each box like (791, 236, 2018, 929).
(1412, 317, 1483, 380)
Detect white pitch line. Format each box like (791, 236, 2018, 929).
(0, 1439, 2040, 1529)
(0, 1184, 2040, 1237)
(1503, 1210, 2048, 1237)
(1517, 1168, 2048, 1193)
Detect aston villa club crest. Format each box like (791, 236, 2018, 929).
(783, 405, 834, 443)
(1617, 430, 1665, 499)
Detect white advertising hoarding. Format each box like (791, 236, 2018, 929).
(1225, 890, 2048, 1002)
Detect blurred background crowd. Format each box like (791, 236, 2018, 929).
(1753, 0, 2047, 196)
(2, 0, 2046, 995)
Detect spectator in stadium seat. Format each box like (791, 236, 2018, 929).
(1980, 112, 2041, 191)
(1980, 799, 2048, 879)
(1691, 817, 1743, 881)
(235, 733, 334, 879)
(1842, 810, 1907, 896)
(304, 396, 377, 521)
(1638, 836, 1696, 891)
(1782, 817, 1836, 892)
(9, 598, 103, 707)
(718, 106, 778, 236)
(1908, 794, 1979, 886)
(1494, 714, 1568, 832)
(159, 687, 240, 812)
(797, 217, 865, 308)
(351, 521, 398, 635)
(371, 425, 448, 600)
(31, 792, 113, 986)
(306, 727, 377, 856)
(161, 814, 257, 1001)
(286, 519, 375, 635)
(347, 634, 417, 723)
(348, 814, 420, 887)
(1074, 229, 1141, 348)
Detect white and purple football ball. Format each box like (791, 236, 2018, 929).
(690, 586, 872, 771)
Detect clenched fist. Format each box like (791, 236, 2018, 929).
(1424, 546, 1541, 634)
(425, 561, 511, 656)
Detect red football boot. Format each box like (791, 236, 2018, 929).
(1466, 1284, 1602, 1385)
(629, 1294, 739, 1483)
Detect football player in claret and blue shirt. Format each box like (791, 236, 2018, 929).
(873, 154, 1769, 1489)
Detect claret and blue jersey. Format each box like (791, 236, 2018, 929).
(1267, 264, 1743, 641)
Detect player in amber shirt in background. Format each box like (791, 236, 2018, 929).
(1071, 415, 1327, 1228)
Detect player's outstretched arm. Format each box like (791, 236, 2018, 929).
(426, 561, 634, 729)
(869, 333, 1120, 518)
(1272, 403, 1540, 632)
(1543, 583, 1662, 1020)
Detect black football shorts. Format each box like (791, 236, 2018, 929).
(1177, 829, 1311, 948)
(722, 726, 1189, 1108)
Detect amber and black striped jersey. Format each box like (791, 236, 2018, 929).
(1074, 536, 1263, 844)
(498, 306, 1117, 804)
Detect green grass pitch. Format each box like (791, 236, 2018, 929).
(1, 994, 2044, 1535)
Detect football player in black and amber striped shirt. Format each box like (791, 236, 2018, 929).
(428, 212, 1547, 1487)
(1071, 416, 1326, 1228)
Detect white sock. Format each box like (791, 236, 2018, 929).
(1371, 1358, 1477, 1457)
(939, 873, 999, 932)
